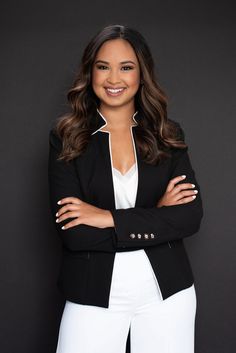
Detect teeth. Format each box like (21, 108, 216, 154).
(106, 88, 124, 93)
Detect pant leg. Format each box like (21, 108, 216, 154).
(55, 252, 137, 353)
(130, 282, 197, 353)
(55, 300, 132, 353)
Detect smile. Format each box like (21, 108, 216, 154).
(105, 88, 126, 96)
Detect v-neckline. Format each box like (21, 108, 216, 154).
(112, 163, 136, 177)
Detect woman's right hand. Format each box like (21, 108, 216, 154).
(157, 175, 198, 207)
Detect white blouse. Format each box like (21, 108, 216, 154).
(112, 163, 138, 209)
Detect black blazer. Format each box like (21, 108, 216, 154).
(48, 109, 203, 308)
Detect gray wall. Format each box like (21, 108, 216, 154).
(1, 1, 235, 352)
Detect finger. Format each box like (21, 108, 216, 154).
(176, 189, 198, 199)
(56, 211, 80, 223)
(57, 197, 82, 205)
(61, 218, 81, 230)
(175, 195, 197, 204)
(56, 204, 80, 217)
(174, 189, 198, 201)
(171, 183, 197, 196)
(166, 175, 187, 192)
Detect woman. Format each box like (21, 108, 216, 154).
(48, 24, 203, 353)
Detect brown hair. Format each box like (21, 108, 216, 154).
(53, 24, 187, 164)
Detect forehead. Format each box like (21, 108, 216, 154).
(95, 39, 137, 62)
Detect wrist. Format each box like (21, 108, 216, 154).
(157, 201, 163, 208)
(102, 210, 115, 228)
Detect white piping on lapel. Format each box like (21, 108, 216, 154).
(91, 108, 139, 135)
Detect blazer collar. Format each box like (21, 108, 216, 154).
(91, 108, 140, 135)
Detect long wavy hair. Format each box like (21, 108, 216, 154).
(53, 24, 187, 164)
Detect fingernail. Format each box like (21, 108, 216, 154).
(61, 226, 65, 230)
(182, 175, 186, 178)
(193, 190, 198, 193)
(57, 200, 61, 204)
(192, 195, 196, 199)
(55, 212, 58, 217)
(191, 184, 195, 188)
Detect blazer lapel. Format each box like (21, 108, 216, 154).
(97, 132, 116, 209)
(132, 133, 147, 208)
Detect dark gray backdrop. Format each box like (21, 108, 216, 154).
(1, 1, 235, 352)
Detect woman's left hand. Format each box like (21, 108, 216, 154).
(55, 197, 114, 230)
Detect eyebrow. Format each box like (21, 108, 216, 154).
(94, 60, 136, 65)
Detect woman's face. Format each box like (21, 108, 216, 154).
(92, 38, 141, 109)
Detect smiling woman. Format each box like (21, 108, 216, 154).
(94, 59, 136, 97)
(48, 24, 203, 353)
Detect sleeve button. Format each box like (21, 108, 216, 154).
(150, 233, 155, 238)
(137, 233, 142, 239)
(130, 233, 136, 239)
(144, 233, 149, 239)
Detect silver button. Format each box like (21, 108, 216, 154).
(144, 233, 149, 239)
(130, 233, 136, 239)
(137, 233, 142, 239)
(150, 233, 155, 238)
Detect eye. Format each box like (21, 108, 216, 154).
(96, 65, 108, 70)
(121, 66, 134, 71)
(95, 65, 134, 71)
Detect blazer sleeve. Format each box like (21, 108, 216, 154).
(48, 128, 117, 252)
(109, 146, 204, 249)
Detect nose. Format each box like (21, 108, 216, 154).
(107, 69, 121, 85)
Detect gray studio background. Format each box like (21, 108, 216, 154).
(1, 1, 235, 352)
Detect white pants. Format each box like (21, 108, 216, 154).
(56, 249, 197, 353)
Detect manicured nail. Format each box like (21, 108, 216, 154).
(182, 175, 186, 178)
(193, 190, 198, 193)
(56, 219, 59, 223)
(57, 200, 61, 204)
(61, 226, 65, 230)
(191, 184, 195, 188)
(192, 195, 196, 199)
(55, 212, 58, 217)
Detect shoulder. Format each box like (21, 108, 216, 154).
(167, 118, 186, 142)
(167, 119, 188, 161)
(49, 127, 63, 150)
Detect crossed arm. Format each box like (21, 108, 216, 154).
(48, 129, 203, 252)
